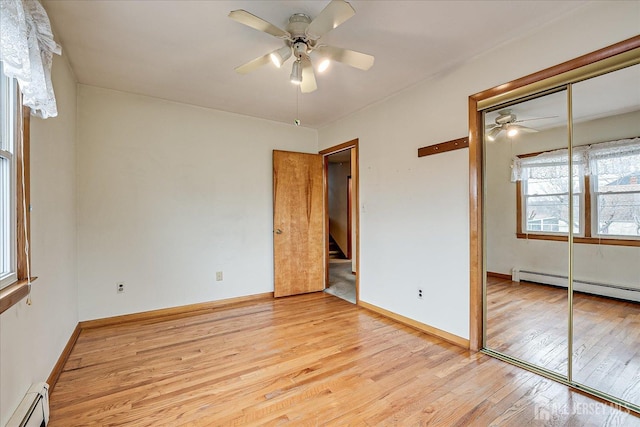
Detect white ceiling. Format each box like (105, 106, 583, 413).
(43, 0, 589, 129)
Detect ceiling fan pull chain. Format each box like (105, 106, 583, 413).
(295, 85, 301, 126)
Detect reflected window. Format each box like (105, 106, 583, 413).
(514, 137, 640, 242)
(591, 138, 640, 237)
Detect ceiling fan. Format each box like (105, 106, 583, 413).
(485, 110, 553, 141)
(228, 0, 374, 93)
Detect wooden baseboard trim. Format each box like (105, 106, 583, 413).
(358, 300, 470, 349)
(487, 271, 512, 280)
(47, 323, 81, 394)
(80, 292, 275, 329)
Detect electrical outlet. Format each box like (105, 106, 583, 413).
(216, 271, 223, 282)
(116, 282, 125, 294)
(417, 288, 423, 299)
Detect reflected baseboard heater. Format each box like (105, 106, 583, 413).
(512, 269, 640, 303)
(6, 383, 49, 427)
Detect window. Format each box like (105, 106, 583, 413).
(0, 60, 32, 315)
(591, 143, 640, 237)
(520, 156, 582, 234)
(514, 137, 640, 245)
(0, 65, 17, 290)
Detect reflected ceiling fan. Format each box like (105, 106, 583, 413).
(228, 0, 374, 93)
(485, 110, 555, 141)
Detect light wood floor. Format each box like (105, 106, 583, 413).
(49, 292, 639, 426)
(486, 276, 640, 410)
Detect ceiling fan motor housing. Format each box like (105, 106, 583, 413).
(287, 14, 313, 58)
(287, 13, 311, 39)
(495, 111, 517, 125)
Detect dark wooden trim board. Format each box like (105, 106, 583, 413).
(468, 100, 483, 352)
(515, 233, 640, 247)
(486, 271, 512, 280)
(319, 139, 358, 155)
(0, 278, 35, 314)
(418, 137, 469, 158)
(17, 106, 31, 280)
(80, 292, 274, 329)
(47, 323, 81, 394)
(46, 293, 275, 392)
(359, 300, 470, 349)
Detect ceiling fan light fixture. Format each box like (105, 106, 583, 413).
(270, 46, 292, 68)
(290, 60, 302, 85)
(507, 126, 519, 137)
(317, 59, 330, 73)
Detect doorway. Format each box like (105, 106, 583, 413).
(321, 139, 359, 304)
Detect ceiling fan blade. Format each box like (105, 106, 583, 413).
(229, 10, 290, 39)
(511, 124, 539, 133)
(485, 124, 498, 131)
(305, 0, 355, 40)
(235, 53, 272, 74)
(514, 115, 559, 123)
(315, 45, 374, 70)
(518, 125, 539, 133)
(300, 57, 317, 93)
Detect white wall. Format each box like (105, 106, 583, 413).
(77, 86, 317, 320)
(328, 161, 351, 257)
(317, 1, 640, 340)
(0, 56, 78, 425)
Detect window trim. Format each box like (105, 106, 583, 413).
(0, 102, 34, 315)
(515, 146, 640, 247)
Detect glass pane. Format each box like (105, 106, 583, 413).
(572, 63, 640, 408)
(0, 67, 13, 153)
(525, 194, 580, 233)
(484, 89, 569, 377)
(0, 156, 8, 276)
(0, 71, 6, 151)
(596, 193, 640, 237)
(595, 153, 640, 193)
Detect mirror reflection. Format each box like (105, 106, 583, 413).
(484, 89, 570, 376)
(571, 63, 640, 406)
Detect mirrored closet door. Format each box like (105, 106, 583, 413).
(480, 49, 640, 412)
(484, 89, 570, 377)
(571, 63, 640, 408)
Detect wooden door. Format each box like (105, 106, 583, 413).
(273, 150, 324, 297)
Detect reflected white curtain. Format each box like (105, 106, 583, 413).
(0, 0, 61, 118)
(511, 147, 588, 182)
(511, 137, 640, 182)
(588, 137, 640, 176)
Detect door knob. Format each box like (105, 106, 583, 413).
(275, 229, 282, 234)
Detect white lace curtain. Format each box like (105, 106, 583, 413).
(0, 0, 61, 119)
(511, 137, 640, 182)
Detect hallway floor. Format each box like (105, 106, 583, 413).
(325, 259, 356, 304)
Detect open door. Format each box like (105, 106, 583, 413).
(273, 150, 324, 297)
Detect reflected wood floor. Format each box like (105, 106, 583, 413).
(487, 276, 640, 410)
(49, 292, 639, 426)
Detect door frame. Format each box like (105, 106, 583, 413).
(320, 139, 360, 303)
(347, 175, 352, 260)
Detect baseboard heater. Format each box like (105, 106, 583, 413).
(512, 269, 640, 303)
(6, 383, 49, 427)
